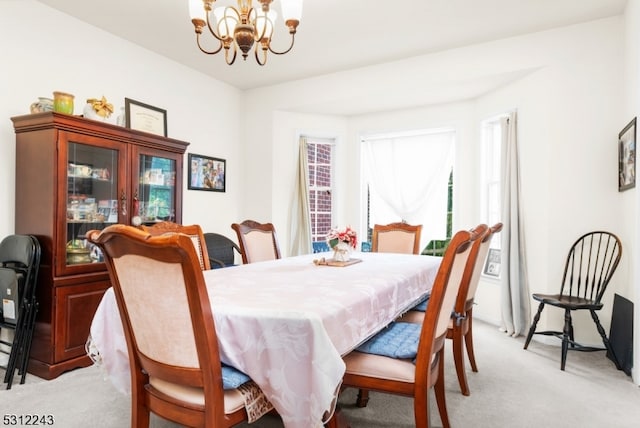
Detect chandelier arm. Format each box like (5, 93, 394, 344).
(196, 34, 224, 55)
(254, 45, 268, 66)
(267, 33, 296, 55)
(225, 47, 238, 65)
(204, 8, 224, 42)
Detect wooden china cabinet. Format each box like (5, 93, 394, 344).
(12, 112, 189, 379)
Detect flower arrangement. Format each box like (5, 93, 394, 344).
(326, 226, 358, 250)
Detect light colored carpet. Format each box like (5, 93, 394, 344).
(1, 319, 638, 427)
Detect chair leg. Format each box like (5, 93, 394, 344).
(452, 327, 470, 396)
(434, 350, 451, 428)
(465, 310, 478, 373)
(524, 302, 545, 349)
(131, 397, 150, 428)
(561, 309, 572, 371)
(590, 309, 621, 370)
(568, 315, 575, 348)
(19, 303, 38, 384)
(413, 382, 430, 428)
(4, 306, 28, 389)
(355, 389, 369, 408)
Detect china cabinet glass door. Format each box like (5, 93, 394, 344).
(135, 151, 179, 225)
(62, 138, 125, 274)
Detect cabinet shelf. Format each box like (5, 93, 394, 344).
(66, 220, 116, 224)
(68, 175, 112, 182)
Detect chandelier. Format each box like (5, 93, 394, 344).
(188, 0, 303, 65)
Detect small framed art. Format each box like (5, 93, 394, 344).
(483, 248, 501, 278)
(124, 98, 167, 137)
(618, 117, 636, 192)
(188, 153, 226, 192)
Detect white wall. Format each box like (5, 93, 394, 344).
(0, 1, 243, 242)
(623, 0, 640, 383)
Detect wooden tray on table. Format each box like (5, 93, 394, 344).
(313, 257, 362, 267)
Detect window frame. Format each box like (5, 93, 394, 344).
(306, 137, 335, 244)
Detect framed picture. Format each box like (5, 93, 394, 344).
(483, 248, 501, 278)
(188, 153, 226, 192)
(618, 117, 636, 192)
(124, 98, 167, 137)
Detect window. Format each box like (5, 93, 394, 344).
(307, 138, 334, 243)
(480, 115, 506, 278)
(361, 128, 455, 252)
(480, 116, 504, 248)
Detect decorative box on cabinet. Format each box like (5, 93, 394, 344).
(12, 112, 189, 379)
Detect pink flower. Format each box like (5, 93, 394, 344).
(326, 226, 358, 249)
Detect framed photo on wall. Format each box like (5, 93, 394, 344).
(483, 248, 501, 278)
(188, 153, 226, 192)
(618, 117, 636, 192)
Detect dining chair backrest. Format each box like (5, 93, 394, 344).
(422, 228, 478, 347)
(460, 223, 502, 308)
(372, 222, 423, 255)
(140, 221, 211, 270)
(560, 231, 622, 303)
(231, 220, 281, 264)
(87, 225, 230, 426)
(450, 223, 496, 315)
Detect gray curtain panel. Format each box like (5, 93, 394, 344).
(499, 112, 531, 337)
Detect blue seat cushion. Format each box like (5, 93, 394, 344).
(356, 322, 421, 359)
(221, 363, 251, 389)
(413, 295, 430, 312)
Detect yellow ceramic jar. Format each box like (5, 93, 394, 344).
(53, 91, 75, 114)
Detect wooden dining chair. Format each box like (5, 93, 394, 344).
(140, 221, 211, 270)
(372, 222, 423, 254)
(406, 223, 502, 393)
(87, 225, 272, 428)
(400, 223, 502, 396)
(340, 228, 479, 428)
(231, 220, 281, 264)
(354, 221, 422, 402)
(523, 230, 622, 371)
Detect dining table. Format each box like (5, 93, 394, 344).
(88, 251, 441, 428)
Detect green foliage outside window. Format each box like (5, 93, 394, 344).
(422, 169, 453, 256)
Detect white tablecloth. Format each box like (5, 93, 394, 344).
(89, 252, 441, 428)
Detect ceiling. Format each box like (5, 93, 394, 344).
(36, 0, 627, 113)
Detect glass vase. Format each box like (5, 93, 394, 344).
(333, 241, 351, 262)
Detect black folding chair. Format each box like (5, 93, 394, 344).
(0, 234, 41, 388)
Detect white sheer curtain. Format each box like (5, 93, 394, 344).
(289, 137, 312, 256)
(362, 129, 454, 247)
(499, 112, 531, 337)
